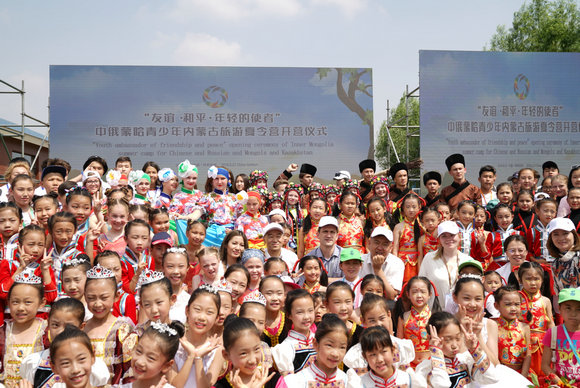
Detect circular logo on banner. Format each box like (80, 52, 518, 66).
(202, 85, 228, 108)
(514, 74, 530, 100)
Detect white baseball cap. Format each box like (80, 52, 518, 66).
(547, 217, 576, 234)
(268, 209, 287, 220)
(333, 170, 351, 181)
(370, 226, 393, 242)
(318, 216, 339, 230)
(438, 221, 460, 236)
(263, 223, 284, 235)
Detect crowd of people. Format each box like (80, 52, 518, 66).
(0, 152, 579, 388)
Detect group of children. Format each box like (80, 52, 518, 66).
(0, 154, 578, 388)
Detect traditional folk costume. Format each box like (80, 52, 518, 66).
(337, 213, 365, 254)
(235, 211, 269, 250)
(272, 329, 316, 374)
(397, 218, 420, 283)
(520, 290, 551, 376)
(303, 219, 321, 253)
(497, 317, 528, 371)
(282, 363, 348, 388)
(512, 209, 538, 235)
(262, 311, 291, 347)
(422, 230, 439, 257)
(402, 305, 430, 367)
(120, 247, 153, 294)
(526, 222, 553, 261)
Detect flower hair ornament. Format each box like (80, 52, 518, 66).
(177, 160, 198, 179)
(325, 185, 341, 196)
(128, 170, 151, 186)
(208, 166, 229, 180)
(266, 192, 283, 206)
(158, 168, 176, 183)
(137, 269, 165, 289)
(242, 290, 267, 306)
(235, 190, 249, 205)
(341, 179, 359, 192)
(199, 284, 219, 294)
(216, 279, 233, 294)
(14, 269, 42, 285)
(371, 176, 390, 190)
(249, 170, 269, 185)
(308, 182, 326, 195)
(105, 170, 122, 186)
(86, 264, 115, 279)
(284, 183, 304, 198)
(150, 320, 178, 336)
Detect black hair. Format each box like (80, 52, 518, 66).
(18, 224, 46, 244)
(457, 200, 477, 214)
(478, 165, 496, 176)
(400, 193, 424, 239)
(62, 254, 92, 274)
(264, 257, 288, 274)
(232, 173, 250, 194)
(315, 313, 348, 342)
(285, 288, 314, 317)
(332, 191, 359, 217)
(50, 325, 94, 362)
(148, 206, 169, 223)
(219, 230, 248, 266)
(139, 275, 172, 299)
(65, 187, 92, 206)
(508, 261, 552, 301)
(224, 264, 251, 287)
(503, 233, 528, 252)
(453, 276, 485, 297)
(516, 189, 534, 203)
(568, 165, 580, 190)
(115, 156, 132, 166)
(93, 250, 121, 266)
(360, 274, 386, 295)
(32, 193, 60, 209)
(302, 198, 329, 235)
(48, 211, 78, 232)
(239, 299, 267, 317)
(484, 270, 502, 282)
(360, 292, 390, 320)
(223, 317, 261, 351)
(186, 220, 206, 233)
(83, 156, 108, 174)
(0, 201, 23, 221)
(298, 255, 328, 286)
(492, 203, 514, 230)
(124, 219, 150, 237)
(428, 311, 460, 333)
(393, 276, 441, 329)
(49, 297, 85, 323)
(141, 321, 185, 361)
(325, 280, 355, 300)
(364, 197, 393, 238)
(259, 275, 285, 292)
(58, 181, 79, 197)
(162, 247, 189, 266)
(187, 286, 221, 311)
(360, 325, 393, 354)
(8, 279, 44, 301)
(474, 205, 493, 232)
(493, 285, 519, 303)
(312, 290, 326, 304)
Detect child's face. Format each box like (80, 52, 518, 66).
(98, 255, 123, 284)
(140, 283, 172, 323)
(314, 298, 327, 323)
(265, 261, 286, 276)
(425, 179, 440, 195)
(517, 194, 533, 212)
(227, 236, 245, 259)
(314, 331, 348, 372)
(33, 198, 58, 228)
(453, 282, 484, 318)
(281, 228, 292, 247)
(368, 201, 386, 223)
(132, 335, 172, 381)
(521, 269, 542, 295)
(505, 240, 527, 269)
(126, 225, 150, 253)
(244, 257, 264, 284)
(216, 292, 233, 327)
(183, 173, 198, 191)
(303, 259, 322, 284)
(568, 190, 580, 210)
(51, 339, 95, 388)
(497, 186, 513, 204)
(340, 196, 358, 217)
(437, 323, 463, 358)
(0, 209, 20, 238)
(494, 208, 513, 229)
(362, 304, 392, 333)
(326, 288, 353, 322)
(48, 309, 83, 340)
(246, 197, 261, 215)
(478, 172, 496, 191)
(162, 253, 188, 288)
(136, 179, 150, 196)
(11, 180, 34, 207)
(241, 304, 266, 333)
(226, 270, 248, 300)
(518, 170, 535, 191)
(20, 231, 45, 262)
(151, 244, 169, 263)
(187, 224, 206, 247)
(67, 196, 92, 225)
(402, 198, 420, 220)
(270, 201, 283, 210)
(552, 179, 568, 198)
(551, 229, 575, 253)
(84, 178, 101, 195)
(484, 274, 502, 294)
(364, 345, 394, 379)
(421, 212, 439, 233)
(261, 279, 284, 313)
(43, 173, 65, 194)
(339, 260, 361, 282)
(290, 296, 315, 334)
(52, 221, 76, 250)
(326, 193, 337, 205)
(495, 291, 521, 321)
(408, 281, 429, 309)
(560, 300, 580, 331)
(287, 191, 300, 206)
(151, 214, 170, 234)
(225, 332, 262, 377)
(212, 175, 228, 192)
(362, 280, 384, 297)
(459, 266, 482, 277)
(457, 205, 475, 226)
(473, 209, 486, 228)
(62, 267, 87, 300)
(374, 183, 388, 198)
(116, 161, 132, 176)
(85, 279, 116, 320)
(235, 176, 246, 192)
(438, 205, 451, 221)
(309, 200, 326, 221)
(9, 284, 44, 324)
(187, 294, 219, 335)
(108, 205, 128, 232)
(130, 210, 148, 222)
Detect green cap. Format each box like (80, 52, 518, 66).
(559, 288, 580, 304)
(458, 258, 483, 275)
(340, 248, 363, 263)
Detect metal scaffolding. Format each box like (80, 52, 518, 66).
(0, 79, 50, 167)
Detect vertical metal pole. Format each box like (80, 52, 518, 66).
(386, 100, 390, 165)
(405, 85, 409, 162)
(21, 80, 25, 158)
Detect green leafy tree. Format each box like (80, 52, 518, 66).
(488, 0, 580, 52)
(375, 93, 420, 171)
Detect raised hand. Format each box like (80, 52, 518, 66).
(429, 324, 442, 348)
(461, 320, 478, 352)
(40, 249, 53, 272)
(371, 254, 386, 270)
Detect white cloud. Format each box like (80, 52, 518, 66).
(169, 0, 302, 22)
(174, 33, 244, 65)
(308, 69, 337, 95)
(311, 0, 367, 16)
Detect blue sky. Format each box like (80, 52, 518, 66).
(0, 0, 523, 141)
